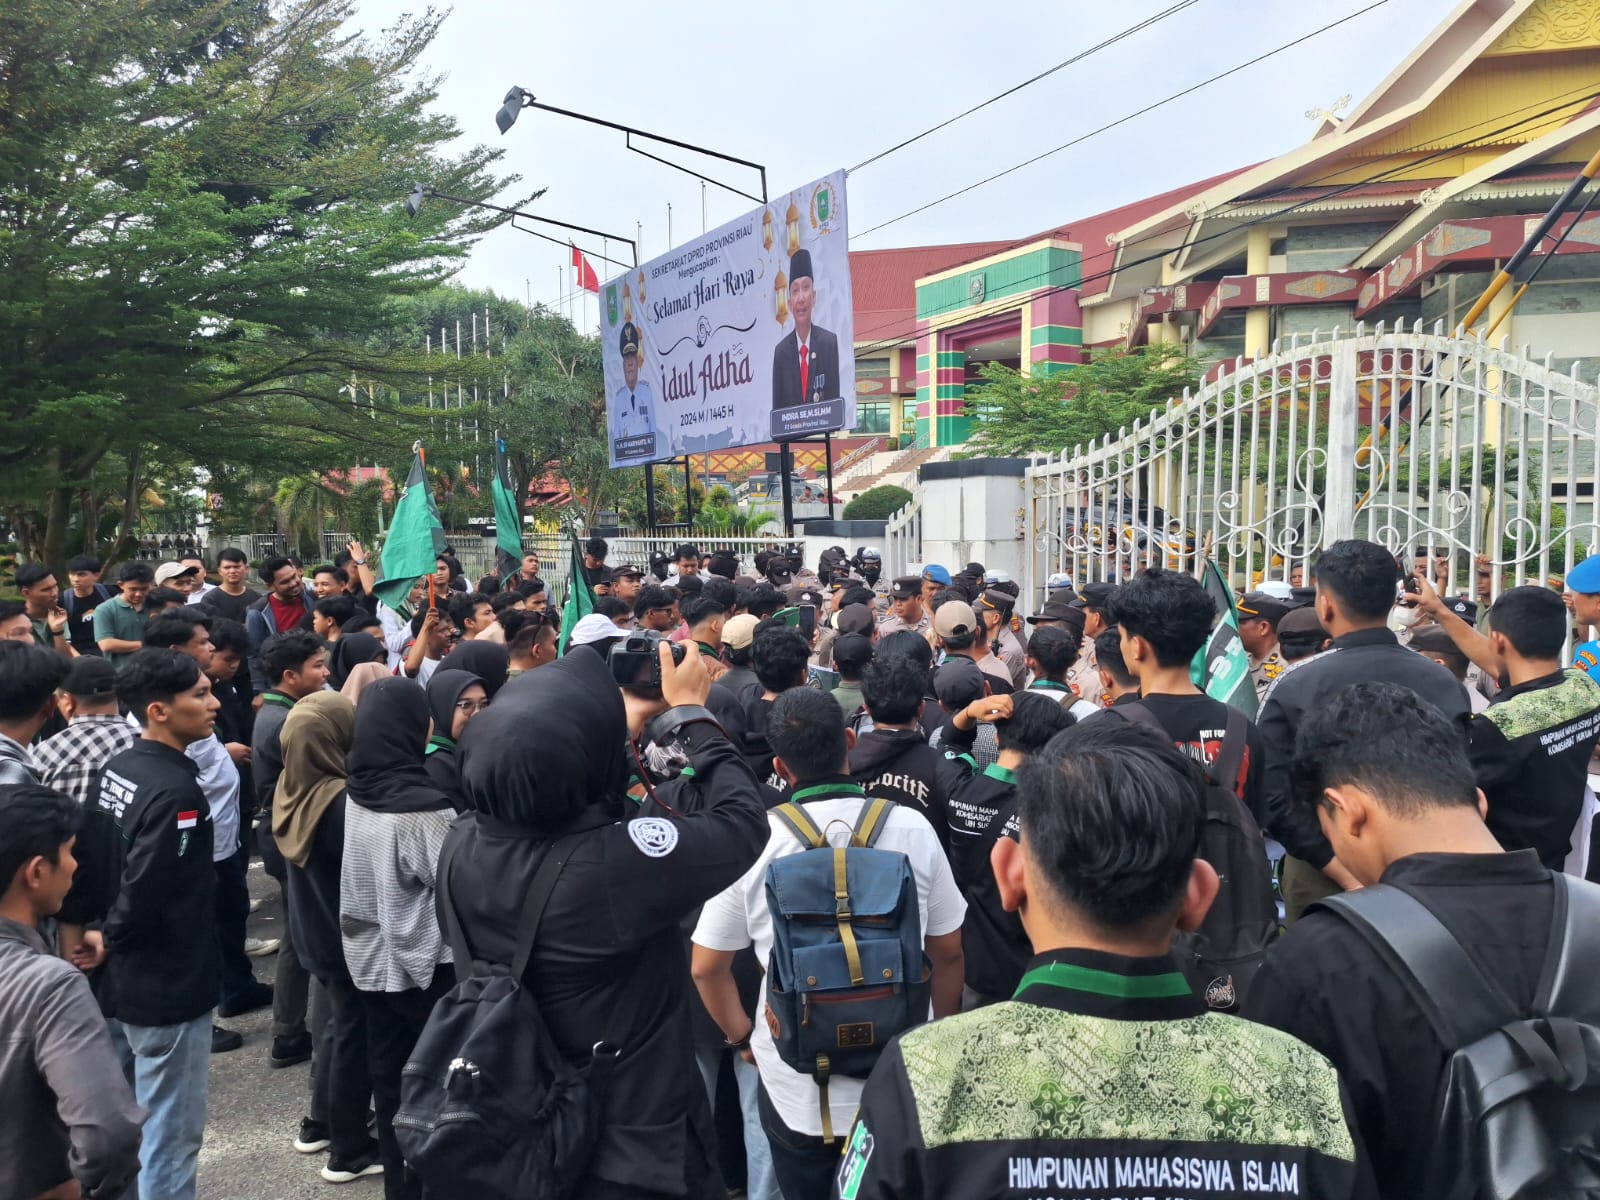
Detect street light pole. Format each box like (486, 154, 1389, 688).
(405, 185, 638, 269)
(496, 87, 768, 206)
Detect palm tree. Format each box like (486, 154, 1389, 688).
(273, 475, 350, 558)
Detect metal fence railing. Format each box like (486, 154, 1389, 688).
(1023, 320, 1600, 613)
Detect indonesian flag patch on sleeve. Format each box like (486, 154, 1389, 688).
(177, 810, 199, 829)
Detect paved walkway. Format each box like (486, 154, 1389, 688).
(198, 861, 382, 1198)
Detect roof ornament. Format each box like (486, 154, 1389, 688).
(1305, 94, 1352, 127)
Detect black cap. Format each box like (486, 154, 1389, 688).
(976, 590, 1015, 615)
(790, 248, 813, 282)
(619, 322, 640, 357)
(832, 633, 874, 674)
(794, 588, 825, 608)
(1443, 594, 1479, 624)
(708, 550, 738, 578)
(611, 563, 644, 580)
(1409, 625, 1465, 657)
(1027, 599, 1086, 631)
(890, 576, 921, 600)
(932, 658, 985, 707)
(63, 656, 117, 699)
(1076, 581, 1117, 611)
(1237, 592, 1290, 625)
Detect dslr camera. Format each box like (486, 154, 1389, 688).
(607, 630, 686, 699)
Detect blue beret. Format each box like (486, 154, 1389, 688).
(1566, 555, 1600, 595)
(920, 564, 952, 586)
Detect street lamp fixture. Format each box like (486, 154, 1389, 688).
(495, 85, 767, 205)
(403, 185, 637, 270)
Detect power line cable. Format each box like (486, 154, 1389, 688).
(853, 0, 1391, 241)
(842, 89, 1600, 357)
(849, 0, 1201, 173)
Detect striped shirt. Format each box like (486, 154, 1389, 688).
(340, 803, 454, 993)
(33, 716, 137, 807)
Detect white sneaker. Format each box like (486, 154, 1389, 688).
(244, 936, 281, 957)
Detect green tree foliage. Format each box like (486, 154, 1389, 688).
(963, 344, 1204, 458)
(843, 485, 913, 521)
(0, 0, 528, 568)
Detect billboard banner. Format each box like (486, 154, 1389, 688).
(602, 169, 855, 467)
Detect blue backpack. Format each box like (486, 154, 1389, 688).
(764, 793, 931, 1142)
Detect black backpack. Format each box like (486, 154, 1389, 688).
(1113, 702, 1279, 1011)
(1315, 876, 1600, 1200)
(394, 824, 617, 1200)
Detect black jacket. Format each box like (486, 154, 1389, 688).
(1468, 669, 1600, 868)
(771, 325, 841, 410)
(1259, 628, 1469, 866)
(936, 715, 1017, 895)
(1247, 851, 1554, 1198)
(442, 717, 770, 1199)
(94, 739, 218, 1026)
(285, 792, 350, 982)
(844, 947, 1374, 1200)
(850, 727, 951, 852)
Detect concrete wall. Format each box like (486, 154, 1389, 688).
(913, 459, 1029, 590)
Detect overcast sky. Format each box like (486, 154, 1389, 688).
(352, 0, 1461, 324)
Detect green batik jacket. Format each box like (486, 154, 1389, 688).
(834, 947, 1375, 1200)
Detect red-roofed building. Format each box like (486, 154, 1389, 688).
(846, 170, 1252, 445)
(849, 0, 1600, 446)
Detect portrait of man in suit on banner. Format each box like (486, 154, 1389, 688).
(771, 248, 841, 412)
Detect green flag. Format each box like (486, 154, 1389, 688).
(491, 438, 523, 578)
(1191, 558, 1259, 719)
(557, 532, 595, 656)
(372, 446, 446, 612)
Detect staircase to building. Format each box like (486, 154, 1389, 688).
(836, 443, 951, 498)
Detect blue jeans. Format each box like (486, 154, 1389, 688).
(109, 1013, 212, 1200)
(696, 1048, 779, 1200)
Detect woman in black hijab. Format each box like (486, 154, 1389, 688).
(422, 668, 485, 811)
(445, 645, 771, 1200)
(440, 637, 509, 698)
(327, 632, 386, 691)
(339, 678, 456, 1196)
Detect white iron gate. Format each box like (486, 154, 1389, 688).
(1026, 322, 1600, 606)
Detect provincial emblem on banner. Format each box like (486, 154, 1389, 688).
(811, 181, 836, 234)
(606, 284, 619, 327)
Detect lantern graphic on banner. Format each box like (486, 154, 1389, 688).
(761, 208, 774, 251)
(785, 200, 801, 257)
(637, 269, 646, 305)
(774, 268, 788, 326)
(622, 283, 634, 325)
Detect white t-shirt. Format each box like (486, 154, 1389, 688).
(692, 794, 966, 1137)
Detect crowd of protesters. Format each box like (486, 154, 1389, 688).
(3, 532, 1600, 1200)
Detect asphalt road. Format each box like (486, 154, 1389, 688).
(198, 860, 382, 1199)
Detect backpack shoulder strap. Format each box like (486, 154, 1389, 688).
(1110, 700, 1167, 737)
(435, 824, 473, 972)
(1531, 873, 1600, 1015)
(509, 831, 584, 981)
(773, 802, 826, 849)
(1313, 884, 1519, 1046)
(1211, 705, 1249, 796)
(851, 796, 892, 849)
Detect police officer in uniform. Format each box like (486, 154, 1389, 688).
(877, 577, 931, 638)
(1064, 582, 1116, 707)
(1237, 591, 1290, 702)
(613, 322, 659, 456)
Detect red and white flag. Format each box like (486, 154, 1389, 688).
(177, 810, 199, 829)
(570, 244, 599, 294)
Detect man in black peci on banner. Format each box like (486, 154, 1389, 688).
(772, 249, 841, 412)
